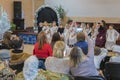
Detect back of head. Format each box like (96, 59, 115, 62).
(51, 32, 61, 43)
(11, 37, 23, 50)
(53, 41, 65, 58)
(37, 31, 47, 49)
(94, 47, 101, 56)
(0, 50, 10, 61)
(112, 45, 120, 54)
(3, 31, 11, 41)
(77, 32, 85, 42)
(2, 31, 12, 47)
(23, 56, 39, 80)
(70, 47, 85, 67)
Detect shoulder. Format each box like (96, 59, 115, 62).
(44, 43, 51, 47)
(110, 56, 120, 62)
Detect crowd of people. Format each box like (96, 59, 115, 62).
(0, 20, 120, 80)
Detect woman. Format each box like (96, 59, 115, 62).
(69, 32, 98, 76)
(45, 41, 70, 75)
(51, 32, 61, 49)
(94, 47, 107, 69)
(95, 20, 107, 47)
(33, 31, 52, 69)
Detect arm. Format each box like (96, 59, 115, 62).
(84, 30, 94, 58)
(86, 35, 94, 58)
(115, 30, 120, 40)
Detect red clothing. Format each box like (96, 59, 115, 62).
(33, 42, 52, 59)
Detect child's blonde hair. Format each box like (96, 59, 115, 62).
(69, 47, 86, 67)
(53, 41, 65, 58)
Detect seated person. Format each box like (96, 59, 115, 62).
(0, 49, 15, 80)
(74, 32, 88, 55)
(50, 32, 61, 49)
(110, 45, 120, 62)
(0, 31, 12, 49)
(9, 36, 30, 74)
(33, 31, 52, 69)
(16, 55, 71, 80)
(94, 47, 107, 69)
(45, 41, 70, 75)
(69, 31, 98, 76)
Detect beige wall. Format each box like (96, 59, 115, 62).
(69, 17, 120, 23)
(0, 0, 44, 28)
(34, 0, 44, 12)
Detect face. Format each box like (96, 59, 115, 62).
(44, 21, 48, 27)
(109, 26, 113, 30)
(100, 21, 102, 26)
(53, 21, 56, 26)
(39, 22, 43, 27)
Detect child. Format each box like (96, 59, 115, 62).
(38, 22, 43, 33)
(105, 25, 119, 50)
(42, 21, 51, 42)
(94, 47, 107, 69)
(74, 32, 88, 55)
(68, 22, 77, 47)
(50, 21, 58, 37)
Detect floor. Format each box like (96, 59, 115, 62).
(24, 44, 34, 54)
(24, 44, 116, 56)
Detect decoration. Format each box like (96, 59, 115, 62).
(0, 5, 10, 39)
(56, 5, 66, 20)
(35, 5, 61, 26)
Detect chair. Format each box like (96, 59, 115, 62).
(105, 62, 120, 80)
(74, 76, 105, 80)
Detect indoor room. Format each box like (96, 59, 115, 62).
(0, 0, 120, 80)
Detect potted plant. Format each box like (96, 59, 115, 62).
(10, 23, 16, 31)
(56, 5, 66, 20)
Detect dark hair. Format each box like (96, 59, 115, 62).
(101, 20, 106, 27)
(11, 37, 23, 49)
(51, 32, 61, 48)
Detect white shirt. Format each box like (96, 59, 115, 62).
(94, 48, 108, 69)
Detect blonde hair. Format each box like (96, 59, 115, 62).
(77, 32, 85, 42)
(69, 47, 86, 67)
(37, 31, 47, 49)
(53, 41, 65, 58)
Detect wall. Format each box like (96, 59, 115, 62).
(45, 0, 120, 18)
(34, 0, 44, 12)
(45, 0, 120, 23)
(0, 0, 45, 28)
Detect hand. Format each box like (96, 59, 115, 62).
(100, 36, 103, 39)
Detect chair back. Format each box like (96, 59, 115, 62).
(105, 62, 120, 80)
(74, 76, 105, 80)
